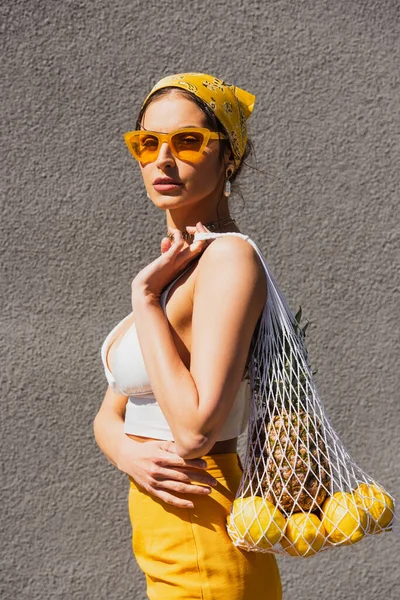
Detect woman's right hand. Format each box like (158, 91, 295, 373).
(117, 436, 218, 508)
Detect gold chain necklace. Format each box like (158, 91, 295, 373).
(166, 216, 237, 243)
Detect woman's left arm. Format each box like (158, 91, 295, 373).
(132, 227, 266, 459)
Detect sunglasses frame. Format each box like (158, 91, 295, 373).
(123, 127, 227, 163)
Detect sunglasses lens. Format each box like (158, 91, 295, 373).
(126, 130, 211, 162)
(131, 133, 160, 161)
(171, 131, 205, 160)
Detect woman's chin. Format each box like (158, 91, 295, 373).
(150, 191, 188, 208)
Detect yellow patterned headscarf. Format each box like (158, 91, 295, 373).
(141, 72, 256, 169)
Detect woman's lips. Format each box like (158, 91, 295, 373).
(153, 179, 183, 192)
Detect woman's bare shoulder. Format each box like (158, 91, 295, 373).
(190, 234, 267, 340)
(195, 234, 266, 296)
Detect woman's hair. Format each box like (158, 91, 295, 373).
(135, 87, 254, 186)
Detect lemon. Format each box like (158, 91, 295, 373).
(355, 483, 395, 534)
(281, 512, 326, 557)
(228, 496, 286, 549)
(322, 491, 367, 545)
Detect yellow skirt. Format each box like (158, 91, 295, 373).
(128, 452, 282, 600)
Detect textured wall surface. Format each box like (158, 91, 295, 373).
(2, 0, 399, 598)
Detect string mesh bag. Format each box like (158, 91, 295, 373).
(194, 231, 396, 559)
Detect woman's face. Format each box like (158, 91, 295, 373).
(139, 93, 229, 212)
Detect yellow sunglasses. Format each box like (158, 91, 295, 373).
(123, 127, 227, 163)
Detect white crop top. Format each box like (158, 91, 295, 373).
(100, 232, 261, 441)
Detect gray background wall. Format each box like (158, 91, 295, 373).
(2, 0, 399, 598)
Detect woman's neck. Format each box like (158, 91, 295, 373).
(166, 210, 241, 235)
(167, 217, 240, 235)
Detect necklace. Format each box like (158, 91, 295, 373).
(166, 216, 237, 243)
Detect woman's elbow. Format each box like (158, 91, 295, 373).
(174, 431, 216, 459)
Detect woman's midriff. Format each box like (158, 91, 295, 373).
(127, 433, 238, 455)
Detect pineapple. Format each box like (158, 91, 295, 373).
(252, 308, 331, 515)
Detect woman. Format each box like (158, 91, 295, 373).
(94, 73, 282, 599)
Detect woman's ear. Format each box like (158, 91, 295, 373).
(226, 164, 235, 178)
(223, 146, 235, 167)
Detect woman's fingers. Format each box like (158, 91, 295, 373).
(147, 478, 214, 509)
(125, 439, 218, 509)
(179, 468, 218, 487)
(153, 478, 212, 496)
(159, 453, 207, 471)
(154, 466, 217, 488)
(154, 441, 218, 497)
(188, 222, 211, 252)
(157, 455, 218, 487)
(167, 227, 185, 247)
(163, 227, 188, 260)
(167, 223, 210, 255)
(160, 236, 172, 254)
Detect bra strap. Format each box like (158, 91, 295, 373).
(194, 231, 250, 242)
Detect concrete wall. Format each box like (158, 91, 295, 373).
(2, 1, 399, 598)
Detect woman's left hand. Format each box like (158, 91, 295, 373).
(131, 222, 211, 307)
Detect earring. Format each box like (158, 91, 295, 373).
(223, 166, 234, 198)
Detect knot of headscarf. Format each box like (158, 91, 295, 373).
(141, 72, 256, 169)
